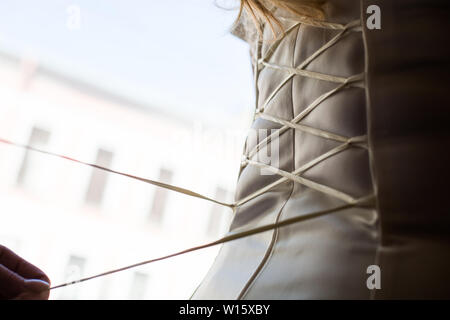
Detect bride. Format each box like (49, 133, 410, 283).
(192, 0, 450, 299)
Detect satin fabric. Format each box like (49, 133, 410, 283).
(192, 0, 450, 299)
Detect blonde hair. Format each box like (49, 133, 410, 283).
(238, 0, 325, 35)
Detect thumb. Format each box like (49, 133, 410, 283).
(24, 279, 50, 293)
(12, 280, 50, 300)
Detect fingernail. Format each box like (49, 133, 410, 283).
(24, 279, 50, 293)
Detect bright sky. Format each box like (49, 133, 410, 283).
(0, 0, 254, 126)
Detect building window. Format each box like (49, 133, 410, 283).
(149, 168, 173, 223)
(85, 148, 114, 206)
(207, 187, 230, 236)
(128, 271, 149, 299)
(16, 126, 51, 188)
(60, 255, 86, 300)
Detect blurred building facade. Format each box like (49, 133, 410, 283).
(0, 49, 247, 299)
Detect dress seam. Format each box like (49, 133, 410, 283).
(237, 23, 300, 299)
(360, 0, 382, 300)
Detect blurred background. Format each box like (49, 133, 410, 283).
(0, 0, 254, 299)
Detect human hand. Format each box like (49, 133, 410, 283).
(0, 245, 50, 300)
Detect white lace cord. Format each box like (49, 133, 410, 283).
(235, 20, 370, 207)
(279, 16, 355, 31)
(0, 138, 235, 210)
(233, 18, 369, 299)
(247, 19, 363, 159)
(0, 17, 375, 290)
(50, 199, 372, 290)
(238, 135, 368, 207)
(246, 73, 364, 161)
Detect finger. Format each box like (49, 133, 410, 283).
(24, 279, 50, 294)
(0, 263, 26, 299)
(12, 290, 50, 300)
(13, 280, 50, 300)
(0, 245, 50, 284)
(25, 279, 50, 300)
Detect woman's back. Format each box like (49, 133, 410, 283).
(192, 0, 450, 299)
